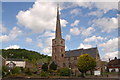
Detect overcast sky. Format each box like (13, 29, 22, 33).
(0, 1, 119, 61)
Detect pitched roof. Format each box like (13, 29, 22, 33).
(108, 59, 120, 68)
(65, 47, 98, 58)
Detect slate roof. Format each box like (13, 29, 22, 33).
(65, 47, 98, 58)
(6, 58, 25, 61)
(108, 59, 120, 68)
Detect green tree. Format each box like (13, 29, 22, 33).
(49, 61, 57, 70)
(77, 54, 96, 78)
(42, 63, 48, 71)
(59, 68, 70, 76)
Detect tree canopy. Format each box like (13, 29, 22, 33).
(1, 49, 51, 62)
(77, 54, 96, 77)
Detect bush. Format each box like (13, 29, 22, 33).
(40, 71, 50, 77)
(42, 63, 48, 71)
(2, 66, 9, 77)
(59, 68, 70, 76)
(49, 61, 57, 70)
(25, 68, 32, 75)
(11, 67, 21, 74)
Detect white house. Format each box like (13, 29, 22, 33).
(107, 57, 120, 72)
(5, 58, 26, 68)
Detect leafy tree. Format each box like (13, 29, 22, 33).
(49, 61, 57, 70)
(1, 49, 51, 63)
(77, 54, 96, 78)
(59, 68, 70, 76)
(42, 63, 48, 71)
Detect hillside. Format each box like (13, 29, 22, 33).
(0, 49, 51, 63)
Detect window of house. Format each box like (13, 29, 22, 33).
(63, 63, 66, 67)
(74, 57, 77, 60)
(69, 63, 71, 68)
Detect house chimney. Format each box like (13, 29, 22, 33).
(114, 57, 117, 60)
(109, 58, 110, 62)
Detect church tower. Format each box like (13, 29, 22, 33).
(52, 5, 65, 68)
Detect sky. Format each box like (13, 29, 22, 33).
(0, 1, 119, 61)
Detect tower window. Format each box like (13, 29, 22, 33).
(61, 41, 63, 44)
(55, 56, 56, 59)
(55, 48, 57, 52)
(55, 41, 56, 44)
(61, 48, 63, 52)
(63, 63, 66, 67)
(61, 54, 64, 57)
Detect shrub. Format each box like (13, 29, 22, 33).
(42, 63, 48, 71)
(25, 68, 32, 75)
(2, 66, 9, 77)
(11, 67, 21, 74)
(59, 67, 70, 76)
(40, 71, 50, 77)
(49, 61, 57, 70)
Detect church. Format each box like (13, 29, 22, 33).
(52, 6, 101, 75)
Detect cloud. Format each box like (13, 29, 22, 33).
(42, 46, 52, 55)
(94, 2, 118, 13)
(88, 10, 104, 17)
(75, 2, 94, 9)
(71, 20, 80, 27)
(92, 17, 118, 33)
(26, 38, 33, 43)
(70, 8, 81, 16)
(0, 27, 22, 42)
(5, 45, 20, 49)
(42, 31, 55, 37)
(0, 35, 9, 42)
(0, 24, 7, 33)
(81, 27, 95, 36)
(103, 51, 119, 61)
(60, 19, 68, 27)
(65, 34, 71, 40)
(75, 2, 117, 13)
(70, 27, 80, 35)
(99, 37, 119, 53)
(78, 43, 92, 49)
(99, 37, 120, 61)
(16, 2, 68, 33)
(37, 42, 43, 48)
(84, 36, 106, 42)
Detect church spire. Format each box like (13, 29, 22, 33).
(55, 4, 62, 38)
